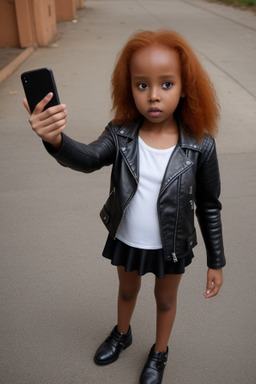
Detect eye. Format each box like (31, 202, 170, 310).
(162, 82, 172, 89)
(137, 83, 148, 90)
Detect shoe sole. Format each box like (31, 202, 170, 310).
(94, 339, 132, 366)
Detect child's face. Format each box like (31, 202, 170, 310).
(130, 44, 184, 126)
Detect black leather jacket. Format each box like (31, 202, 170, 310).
(44, 118, 225, 269)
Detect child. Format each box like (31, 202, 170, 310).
(23, 30, 226, 384)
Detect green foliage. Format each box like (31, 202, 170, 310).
(216, 0, 256, 5)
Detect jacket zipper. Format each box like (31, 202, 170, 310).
(172, 176, 181, 263)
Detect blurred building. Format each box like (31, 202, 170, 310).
(0, 0, 84, 47)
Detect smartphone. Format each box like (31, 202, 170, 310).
(21, 67, 60, 113)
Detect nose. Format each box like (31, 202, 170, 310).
(148, 86, 160, 102)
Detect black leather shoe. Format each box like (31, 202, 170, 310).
(140, 344, 168, 384)
(94, 325, 132, 365)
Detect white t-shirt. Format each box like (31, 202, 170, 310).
(116, 137, 175, 249)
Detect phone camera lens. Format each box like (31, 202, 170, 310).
(23, 77, 28, 84)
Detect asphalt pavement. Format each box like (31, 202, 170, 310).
(0, 1, 256, 383)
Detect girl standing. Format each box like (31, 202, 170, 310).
(23, 30, 226, 384)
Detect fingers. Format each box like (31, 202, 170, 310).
(204, 268, 223, 299)
(30, 108, 67, 149)
(23, 91, 67, 147)
(23, 92, 66, 150)
(30, 107, 67, 137)
(33, 92, 54, 114)
(23, 92, 53, 115)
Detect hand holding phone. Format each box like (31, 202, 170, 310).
(21, 67, 66, 149)
(21, 67, 60, 113)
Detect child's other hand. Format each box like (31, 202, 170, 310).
(204, 268, 223, 299)
(23, 92, 67, 150)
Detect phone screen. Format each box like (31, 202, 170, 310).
(21, 68, 60, 113)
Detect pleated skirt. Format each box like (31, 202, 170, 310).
(102, 235, 194, 279)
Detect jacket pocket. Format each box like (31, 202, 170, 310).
(99, 187, 116, 228)
(186, 231, 197, 251)
(100, 206, 110, 226)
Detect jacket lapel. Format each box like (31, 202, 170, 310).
(159, 124, 200, 194)
(115, 118, 201, 187)
(160, 146, 194, 194)
(116, 119, 141, 182)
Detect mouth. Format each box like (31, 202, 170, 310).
(148, 107, 162, 117)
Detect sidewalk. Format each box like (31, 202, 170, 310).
(1, 1, 256, 384)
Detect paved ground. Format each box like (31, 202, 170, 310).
(0, 1, 256, 383)
(0, 48, 25, 71)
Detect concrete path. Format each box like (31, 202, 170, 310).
(0, 1, 256, 383)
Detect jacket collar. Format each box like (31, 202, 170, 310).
(116, 117, 142, 140)
(114, 118, 201, 186)
(116, 117, 201, 152)
(178, 121, 201, 152)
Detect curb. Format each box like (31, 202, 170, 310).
(0, 47, 34, 84)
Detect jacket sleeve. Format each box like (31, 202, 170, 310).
(43, 125, 116, 173)
(195, 136, 226, 269)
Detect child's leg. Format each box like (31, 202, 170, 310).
(154, 274, 182, 352)
(117, 266, 141, 334)
(94, 266, 140, 365)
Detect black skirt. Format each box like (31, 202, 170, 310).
(102, 235, 194, 279)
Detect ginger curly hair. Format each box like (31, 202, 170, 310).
(111, 29, 220, 139)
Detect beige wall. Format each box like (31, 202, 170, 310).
(0, 0, 84, 48)
(0, 0, 20, 46)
